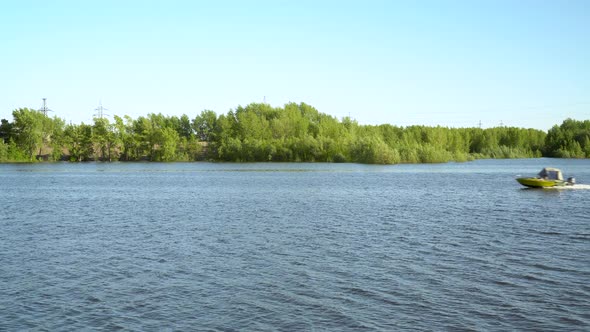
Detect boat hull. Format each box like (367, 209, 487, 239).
(516, 177, 565, 188)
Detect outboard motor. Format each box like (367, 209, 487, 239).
(567, 177, 576, 186)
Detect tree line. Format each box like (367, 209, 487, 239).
(0, 102, 588, 163)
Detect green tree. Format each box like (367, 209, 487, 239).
(177, 114, 193, 139)
(64, 123, 93, 161)
(158, 127, 180, 161)
(0, 119, 13, 143)
(12, 108, 45, 161)
(92, 117, 117, 161)
(193, 110, 217, 141)
(47, 116, 66, 161)
(2, 101, 588, 164)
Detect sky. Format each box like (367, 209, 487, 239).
(0, 0, 588, 130)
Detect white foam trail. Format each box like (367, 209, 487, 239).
(545, 184, 590, 190)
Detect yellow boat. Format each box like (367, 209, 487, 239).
(516, 167, 575, 188)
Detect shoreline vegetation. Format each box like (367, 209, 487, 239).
(1, 102, 589, 164)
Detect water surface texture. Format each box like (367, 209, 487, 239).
(1, 159, 589, 331)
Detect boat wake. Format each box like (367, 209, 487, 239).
(545, 184, 590, 190)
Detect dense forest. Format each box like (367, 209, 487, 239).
(0, 102, 588, 164)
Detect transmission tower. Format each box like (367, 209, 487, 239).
(38, 98, 53, 117)
(93, 101, 109, 119)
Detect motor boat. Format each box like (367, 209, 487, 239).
(516, 167, 575, 188)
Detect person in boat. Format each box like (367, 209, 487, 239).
(538, 168, 563, 181)
(538, 168, 548, 179)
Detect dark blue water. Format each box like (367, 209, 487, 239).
(1, 159, 589, 331)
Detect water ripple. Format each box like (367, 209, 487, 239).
(1, 160, 589, 331)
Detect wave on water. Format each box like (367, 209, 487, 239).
(3, 160, 590, 331)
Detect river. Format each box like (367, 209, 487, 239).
(1, 158, 589, 331)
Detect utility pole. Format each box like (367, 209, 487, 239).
(38, 98, 53, 117)
(93, 100, 109, 119)
(36, 98, 53, 159)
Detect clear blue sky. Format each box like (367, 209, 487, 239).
(1, 0, 588, 130)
